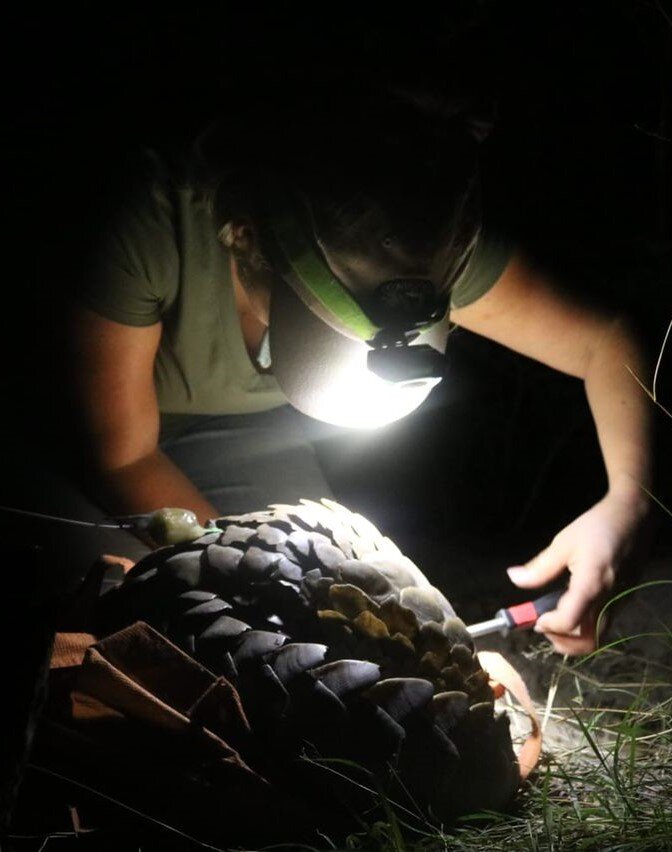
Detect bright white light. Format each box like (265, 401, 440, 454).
(299, 344, 441, 429)
(316, 374, 439, 429)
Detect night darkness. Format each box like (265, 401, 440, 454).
(2, 3, 672, 846)
(3, 0, 672, 606)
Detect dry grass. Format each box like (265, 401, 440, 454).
(312, 635, 672, 852)
(273, 581, 672, 852)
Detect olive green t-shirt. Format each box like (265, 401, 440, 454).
(450, 228, 513, 310)
(77, 151, 512, 416)
(78, 150, 287, 416)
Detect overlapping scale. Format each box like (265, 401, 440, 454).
(94, 498, 520, 822)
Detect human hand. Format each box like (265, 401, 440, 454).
(506, 488, 648, 654)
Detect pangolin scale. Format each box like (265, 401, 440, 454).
(94, 499, 520, 823)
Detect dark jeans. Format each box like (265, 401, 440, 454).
(0, 406, 333, 592)
(159, 406, 334, 514)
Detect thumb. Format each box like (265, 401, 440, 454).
(540, 625, 597, 656)
(507, 541, 568, 589)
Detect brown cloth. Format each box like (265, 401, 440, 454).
(50, 632, 97, 669)
(44, 623, 316, 846)
(52, 622, 257, 778)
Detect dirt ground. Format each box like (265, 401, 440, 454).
(421, 539, 672, 755)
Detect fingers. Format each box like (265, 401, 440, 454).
(540, 603, 598, 654)
(536, 555, 615, 631)
(535, 569, 612, 655)
(535, 578, 592, 636)
(505, 521, 620, 655)
(506, 542, 609, 655)
(506, 540, 569, 589)
(542, 626, 596, 655)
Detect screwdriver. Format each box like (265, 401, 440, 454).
(466, 589, 564, 638)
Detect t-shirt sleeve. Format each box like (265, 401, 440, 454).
(76, 152, 179, 327)
(449, 226, 514, 310)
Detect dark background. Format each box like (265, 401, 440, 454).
(3, 1, 671, 578)
(1, 3, 671, 844)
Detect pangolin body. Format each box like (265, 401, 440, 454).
(95, 499, 520, 822)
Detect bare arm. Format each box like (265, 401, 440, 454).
(451, 252, 652, 653)
(68, 306, 220, 526)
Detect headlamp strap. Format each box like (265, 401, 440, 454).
(269, 214, 380, 341)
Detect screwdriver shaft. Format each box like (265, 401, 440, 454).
(466, 616, 509, 638)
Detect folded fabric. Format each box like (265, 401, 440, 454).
(54, 622, 259, 779)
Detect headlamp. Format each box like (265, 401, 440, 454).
(264, 206, 453, 428)
(266, 213, 449, 381)
(367, 330, 446, 383)
(365, 278, 448, 383)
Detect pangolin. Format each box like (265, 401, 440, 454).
(94, 499, 521, 824)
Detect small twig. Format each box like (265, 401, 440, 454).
(595, 580, 672, 644)
(652, 317, 672, 403)
(639, 484, 672, 520)
(634, 123, 672, 142)
(542, 655, 567, 734)
(26, 763, 228, 852)
(626, 365, 672, 420)
(654, 0, 672, 28)
(635, 727, 672, 743)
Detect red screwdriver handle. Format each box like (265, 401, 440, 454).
(500, 589, 564, 631)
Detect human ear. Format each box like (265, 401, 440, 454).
(218, 219, 255, 253)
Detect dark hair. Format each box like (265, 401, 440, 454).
(197, 84, 486, 202)
(194, 84, 489, 281)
